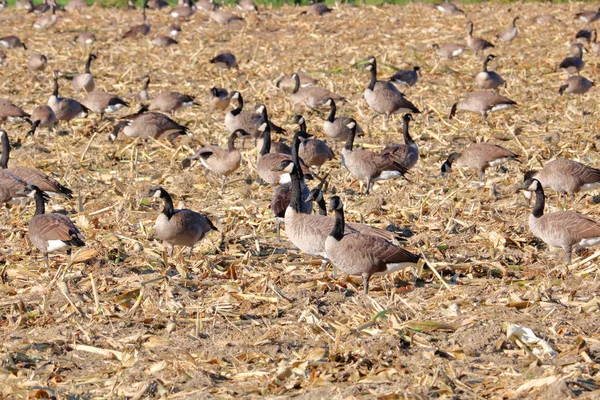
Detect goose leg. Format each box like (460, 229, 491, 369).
(4, 204, 9, 219)
(221, 176, 226, 193)
(565, 246, 573, 265)
(168, 244, 174, 258)
(365, 179, 372, 195)
(276, 219, 281, 242)
(188, 246, 194, 257)
(479, 170, 485, 181)
(67, 249, 72, 264)
(44, 252, 50, 269)
(362, 273, 371, 295)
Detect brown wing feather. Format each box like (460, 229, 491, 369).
(30, 213, 84, 243)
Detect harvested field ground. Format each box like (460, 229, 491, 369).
(2, 1, 600, 399)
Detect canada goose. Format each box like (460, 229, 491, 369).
(257, 123, 301, 186)
(432, 43, 465, 59)
(496, 16, 519, 43)
(109, 108, 188, 142)
(475, 54, 505, 90)
(124, 0, 136, 10)
(534, 14, 559, 24)
(379, 114, 418, 170)
(170, 0, 195, 19)
(225, 92, 263, 138)
(127, 75, 151, 103)
(559, 54, 584, 76)
(184, 129, 249, 191)
(168, 24, 181, 37)
(210, 11, 243, 24)
(441, 142, 518, 181)
(72, 53, 96, 95)
(363, 56, 420, 125)
(523, 159, 600, 202)
(0, 99, 30, 125)
(323, 98, 364, 145)
(48, 71, 88, 123)
(81, 91, 129, 120)
(237, 0, 257, 12)
(31, 0, 53, 14)
(569, 42, 585, 58)
(302, 2, 331, 16)
(147, 0, 168, 9)
(209, 87, 230, 111)
(16, 0, 33, 10)
(0, 36, 26, 50)
(75, 32, 95, 45)
(325, 196, 420, 294)
(433, 1, 465, 15)
(152, 36, 178, 47)
(1, 130, 72, 198)
(591, 30, 600, 55)
(64, 0, 88, 11)
(389, 66, 420, 87)
(525, 179, 600, 264)
(27, 54, 47, 72)
(209, 52, 238, 70)
(466, 21, 494, 54)
(123, 6, 150, 38)
(0, 170, 27, 217)
(28, 105, 56, 136)
(256, 131, 291, 155)
(576, 29, 594, 44)
(292, 115, 334, 168)
(558, 76, 594, 96)
(33, 6, 58, 29)
(147, 186, 217, 258)
(306, 187, 327, 215)
(575, 7, 600, 24)
(197, 0, 215, 11)
(22, 184, 84, 269)
(290, 73, 344, 111)
(276, 72, 317, 92)
(0, 51, 6, 64)
(148, 91, 196, 114)
(342, 119, 408, 195)
(449, 90, 516, 121)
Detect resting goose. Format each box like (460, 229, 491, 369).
(441, 142, 518, 181)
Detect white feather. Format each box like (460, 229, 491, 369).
(374, 170, 404, 181)
(488, 157, 512, 167)
(580, 237, 600, 247)
(374, 261, 418, 275)
(581, 182, 600, 192)
(452, 49, 463, 57)
(46, 240, 70, 252)
(490, 104, 514, 113)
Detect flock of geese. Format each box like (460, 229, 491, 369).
(0, 0, 600, 295)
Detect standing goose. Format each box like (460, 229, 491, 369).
(48, 71, 88, 123)
(379, 114, 419, 171)
(363, 56, 420, 126)
(27, 54, 47, 72)
(276, 71, 317, 92)
(225, 92, 263, 139)
(123, 6, 150, 38)
(28, 105, 56, 136)
(466, 21, 494, 54)
(441, 142, 518, 181)
(575, 7, 600, 24)
(209, 87, 230, 112)
(0, 99, 30, 125)
(1, 130, 72, 199)
(559, 53, 585, 76)
(325, 196, 421, 294)
(72, 53, 96, 96)
(183, 129, 249, 191)
(290, 73, 344, 111)
(449, 90, 516, 121)
(523, 159, 600, 202)
(496, 16, 519, 43)
(306, 187, 327, 216)
(433, 1, 465, 15)
(109, 108, 188, 142)
(558, 76, 594, 97)
(81, 91, 129, 120)
(148, 91, 197, 114)
(575, 29, 594, 44)
(0, 36, 26, 49)
(294, 115, 334, 169)
(23, 184, 84, 269)
(323, 97, 363, 146)
(432, 43, 466, 59)
(389, 66, 420, 87)
(128, 75, 151, 103)
(209, 52, 238, 70)
(475, 54, 505, 90)
(341, 119, 408, 195)
(147, 186, 217, 258)
(526, 179, 600, 264)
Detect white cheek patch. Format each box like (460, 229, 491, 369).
(523, 190, 533, 200)
(488, 157, 513, 167)
(279, 173, 291, 185)
(153, 191, 162, 198)
(46, 240, 69, 252)
(581, 182, 600, 192)
(490, 104, 514, 113)
(579, 237, 600, 247)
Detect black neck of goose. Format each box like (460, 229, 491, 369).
(85, 55, 93, 74)
(160, 191, 175, 219)
(403, 118, 415, 146)
(231, 95, 243, 116)
(52, 77, 58, 97)
(259, 126, 271, 156)
(227, 132, 237, 151)
(343, 126, 356, 151)
(331, 208, 345, 241)
(482, 57, 490, 72)
(289, 162, 303, 213)
(291, 75, 300, 94)
(143, 78, 150, 90)
(368, 64, 377, 91)
(317, 199, 326, 216)
(512, 17, 518, 27)
(326, 100, 336, 122)
(292, 131, 303, 175)
(532, 185, 545, 218)
(34, 191, 46, 216)
(0, 133, 9, 169)
(298, 119, 306, 132)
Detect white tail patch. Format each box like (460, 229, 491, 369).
(581, 182, 600, 192)
(452, 49, 463, 57)
(579, 237, 600, 247)
(374, 170, 404, 181)
(490, 103, 514, 112)
(182, 101, 194, 107)
(105, 104, 126, 113)
(46, 240, 70, 252)
(374, 261, 418, 275)
(488, 157, 513, 167)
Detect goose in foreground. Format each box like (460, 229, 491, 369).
(294, 115, 334, 169)
(323, 98, 363, 146)
(575, 7, 600, 24)
(342, 119, 408, 195)
(526, 179, 600, 265)
(27, 54, 47, 71)
(0, 99, 30, 125)
(290, 73, 344, 111)
(496, 16, 519, 43)
(432, 43, 466, 59)
(441, 142, 518, 181)
(22, 185, 84, 269)
(148, 91, 197, 114)
(109, 108, 188, 142)
(559, 54, 585, 76)
(183, 129, 249, 191)
(1, 130, 72, 199)
(209, 87, 230, 112)
(379, 114, 419, 170)
(0, 36, 26, 49)
(325, 196, 421, 294)
(522, 159, 600, 202)
(28, 105, 56, 136)
(276, 72, 317, 92)
(389, 66, 420, 87)
(466, 21, 494, 54)
(82, 91, 129, 120)
(209, 52, 238, 70)
(475, 54, 505, 90)
(72, 53, 96, 95)
(363, 56, 420, 126)
(147, 186, 217, 258)
(449, 91, 516, 121)
(433, 1, 465, 15)
(558, 76, 594, 96)
(48, 71, 88, 123)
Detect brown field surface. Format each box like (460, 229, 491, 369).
(1, 1, 600, 398)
